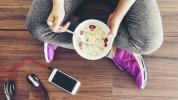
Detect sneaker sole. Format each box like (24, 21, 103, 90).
(44, 43, 50, 63)
(133, 53, 147, 89)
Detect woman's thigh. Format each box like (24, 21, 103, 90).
(114, 0, 163, 54)
(26, 0, 84, 49)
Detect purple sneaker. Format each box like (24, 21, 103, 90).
(113, 48, 147, 89)
(44, 43, 58, 63)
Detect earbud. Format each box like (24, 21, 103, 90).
(26, 73, 40, 88)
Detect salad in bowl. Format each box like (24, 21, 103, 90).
(73, 19, 113, 60)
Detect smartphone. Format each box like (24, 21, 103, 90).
(48, 68, 80, 95)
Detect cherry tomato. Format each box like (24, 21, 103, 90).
(79, 42, 82, 47)
(89, 25, 96, 31)
(104, 43, 107, 47)
(104, 38, 108, 43)
(80, 31, 84, 35)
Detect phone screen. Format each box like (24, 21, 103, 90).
(51, 71, 77, 93)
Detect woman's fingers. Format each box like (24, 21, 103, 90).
(107, 22, 117, 39)
(47, 6, 65, 32)
(63, 22, 70, 30)
(58, 22, 70, 32)
(53, 16, 62, 32)
(47, 15, 54, 28)
(108, 29, 117, 39)
(47, 19, 53, 27)
(107, 22, 118, 38)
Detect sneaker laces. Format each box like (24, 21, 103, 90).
(119, 51, 135, 77)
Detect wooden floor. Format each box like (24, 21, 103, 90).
(0, 0, 178, 100)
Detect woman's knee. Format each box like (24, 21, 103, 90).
(26, 0, 53, 39)
(26, 15, 36, 38)
(26, 15, 41, 39)
(128, 3, 164, 54)
(26, 21, 53, 42)
(26, 17, 51, 43)
(136, 28, 164, 54)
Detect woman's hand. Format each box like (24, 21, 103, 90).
(107, 0, 136, 39)
(107, 12, 122, 39)
(47, 1, 70, 32)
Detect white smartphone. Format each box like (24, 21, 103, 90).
(48, 68, 80, 95)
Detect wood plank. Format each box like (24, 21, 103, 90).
(146, 36, 178, 58)
(112, 96, 178, 100)
(157, 0, 178, 34)
(0, 0, 30, 30)
(29, 92, 112, 100)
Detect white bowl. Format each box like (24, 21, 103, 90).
(73, 19, 113, 60)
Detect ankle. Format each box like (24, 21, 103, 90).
(107, 47, 117, 59)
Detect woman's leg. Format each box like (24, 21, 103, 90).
(113, 0, 163, 54)
(26, 0, 84, 49)
(106, 0, 163, 89)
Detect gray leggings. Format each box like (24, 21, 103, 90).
(26, 0, 163, 54)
